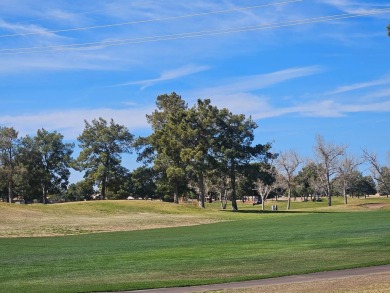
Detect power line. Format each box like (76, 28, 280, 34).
(0, 0, 302, 39)
(2, 8, 390, 55)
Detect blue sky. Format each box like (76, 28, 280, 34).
(1, 0, 389, 181)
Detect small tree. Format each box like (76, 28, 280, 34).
(0, 127, 19, 203)
(207, 165, 231, 209)
(67, 180, 95, 201)
(346, 172, 377, 198)
(377, 167, 390, 196)
(314, 135, 346, 206)
(131, 166, 158, 199)
(337, 154, 362, 204)
(276, 150, 301, 210)
(255, 162, 277, 211)
(296, 161, 320, 201)
(363, 150, 390, 197)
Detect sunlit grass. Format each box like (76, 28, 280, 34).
(1, 196, 389, 238)
(0, 207, 389, 292)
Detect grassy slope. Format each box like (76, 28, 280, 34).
(0, 197, 389, 292)
(0, 200, 223, 237)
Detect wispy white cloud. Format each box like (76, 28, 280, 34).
(44, 9, 88, 26)
(0, 107, 154, 140)
(252, 99, 390, 119)
(202, 93, 272, 115)
(197, 68, 390, 119)
(317, 0, 390, 14)
(114, 64, 210, 89)
(0, 18, 60, 38)
(325, 75, 390, 95)
(362, 88, 390, 100)
(0, 52, 131, 74)
(191, 89, 390, 119)
(192, 66, 324, 98)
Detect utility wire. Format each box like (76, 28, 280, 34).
(0, 0, 302, 39)
(1, 8, 390, 55)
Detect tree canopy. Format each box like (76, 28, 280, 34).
(17, 129, 73, 204)
(0, 93, 387, 206)
(76, 118, 134, 199)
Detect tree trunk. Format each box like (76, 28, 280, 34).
(101, 176, 107, 200)
(42, 185, 47, 204)
(261, 195, 265, 211)
(230, 163, 238, 211)
(7, 149, 14, 203)
(327, 178, 332, 206)
(343, 178, 348, 205)
(198, 172, 206, 208)
(173, 182, 179, 204)
(8, 177, 13, 203)
(287, 186, 291, 210)
(220, 190, 227, 209)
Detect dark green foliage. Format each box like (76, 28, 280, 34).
(0, 127, 19, 203)
(346, 172, 377, 197)
(140, 93, 274, 209)
(213, 109, 273, 210)
(17, 129, 74, 203)
(296, 162, 322, 200)
(66, 180, 95, 201)
(131, 166, 158, 199)
(378, 167, 390, 196)
(142, 93, 188, 203)
(76, 118, 134, 199)
(181, 99, 219, 208)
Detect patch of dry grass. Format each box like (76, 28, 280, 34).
(0, 200, 222, 238)
(203, 272, 390, 293)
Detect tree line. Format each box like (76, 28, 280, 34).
(1, 93, 389, 210)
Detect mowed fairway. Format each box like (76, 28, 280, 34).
(0, 198, 389, 293)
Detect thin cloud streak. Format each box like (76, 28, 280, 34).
(253, 99, 390, 119)
(0, 18, 62, 39)
(318, 0, 390, 14)
(325, 75, 390, 95)
(193, 66, 324, 97)
(114, 64, 210, 89)
(0, 52, 127, 74)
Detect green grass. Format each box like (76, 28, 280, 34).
(0, 200, 389, 293)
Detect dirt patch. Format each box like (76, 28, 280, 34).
(360, 203, 389, 209)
